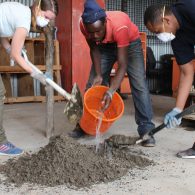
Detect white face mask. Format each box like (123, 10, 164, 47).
(156, 32, 175, 42)
(36, 16, 49, 27)
(156, 5, 176, 43)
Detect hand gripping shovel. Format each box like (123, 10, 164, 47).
(136, 104, 195, 144)
(21, 50, 83, 124)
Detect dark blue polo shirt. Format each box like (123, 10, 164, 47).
(171, 0, 195, 65)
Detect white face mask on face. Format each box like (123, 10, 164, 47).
(156, 5, 176, 43)
(36, 16, 49, 27)
(156, 32, 175, 42)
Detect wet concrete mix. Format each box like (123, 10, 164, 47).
(0, 135, 154, 188)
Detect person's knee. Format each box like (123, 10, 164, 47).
(130, 77, 148, 92)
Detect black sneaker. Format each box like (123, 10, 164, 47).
(68, 124, 86, 138)
(119, 93, 129, 100)
(116, 89, 129, 100)
(141, 135, 155, 147)
(177, 143, 195, 159)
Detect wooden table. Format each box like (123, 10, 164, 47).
(172, 58, 195, 120)
(172, 58, 195, 97)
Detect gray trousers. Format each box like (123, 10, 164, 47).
(0, 74, 7, 144)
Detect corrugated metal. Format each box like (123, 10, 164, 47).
(0, 0, 33, 6)
(105, 0, 122, 10)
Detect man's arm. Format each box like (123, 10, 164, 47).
(101, 46, 128, 111)
(163, 61, 194, 128)
(110, 46, 128, 91)
(176, 61, 194, 110)
(87, 39, 102, 85)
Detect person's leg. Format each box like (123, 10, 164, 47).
(126, 39, 155, 146)
(0, 74, 23, 155)
(69, 43, 117, 138)
(0, 74, 7, 144)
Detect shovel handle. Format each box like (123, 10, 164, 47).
(149, 104, 195, 136)
(45, 78, 72, 100)
(22, 50, 72, 101)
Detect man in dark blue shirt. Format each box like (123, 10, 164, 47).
(144, 0, 195, 159)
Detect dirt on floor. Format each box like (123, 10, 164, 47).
(0, 135, 153, 189)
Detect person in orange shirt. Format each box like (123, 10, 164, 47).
(69, 0, 155, 147)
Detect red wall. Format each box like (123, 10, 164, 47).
(56, 0, 105, 93)
(56, 0, 72, 92)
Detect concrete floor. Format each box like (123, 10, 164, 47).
(1, 94, 195, 194)
(2, 94, 177, 148)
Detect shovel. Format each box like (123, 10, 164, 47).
(21, 50, 83, 124)
(136, 104, 195, 144)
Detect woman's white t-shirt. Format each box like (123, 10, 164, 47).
(0, 2, 31, 37)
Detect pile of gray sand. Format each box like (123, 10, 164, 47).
(0, 135, 153, 188)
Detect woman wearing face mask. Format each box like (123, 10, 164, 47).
(0, 0, 58, 156)
(144, 0, 195, 159)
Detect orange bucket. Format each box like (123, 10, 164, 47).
(80, 85, 124, 135)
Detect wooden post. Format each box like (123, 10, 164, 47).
(44, 24, 55, 138)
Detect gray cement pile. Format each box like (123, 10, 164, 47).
(0, 135, 153, 188)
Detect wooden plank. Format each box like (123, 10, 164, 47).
(1, 74, 12, 97)
(0, 65, 61, 73)
(4, 95, 64, 104)
(25, 37, 45, 41)
(9, 36, 45, 42)
(34, 40, 45, 65)
(45, 26, 55, 138)
(17, 74, 34, 96)
(53, 40, 62, 96)
(54, 40, 60, 65)
(0, 45, 10, 66)
(172, 58, 195, 97)
(17, 41, 34, 97)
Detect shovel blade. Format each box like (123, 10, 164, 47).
(64, 83, 83, 124)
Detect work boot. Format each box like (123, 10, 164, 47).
(116, 89, 128, 100)
(177, 142, 195, 159)
(68, 123, 86, 138)
(119, 93, 128, 100)
(141, 135, 155, 147)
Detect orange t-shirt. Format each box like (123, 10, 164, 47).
(80, 11, 140, 47)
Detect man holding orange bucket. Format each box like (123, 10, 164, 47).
(69, 0, 155, 147)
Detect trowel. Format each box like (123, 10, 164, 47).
(136, 104, 195, 144)
(21, 50, 83, 124)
